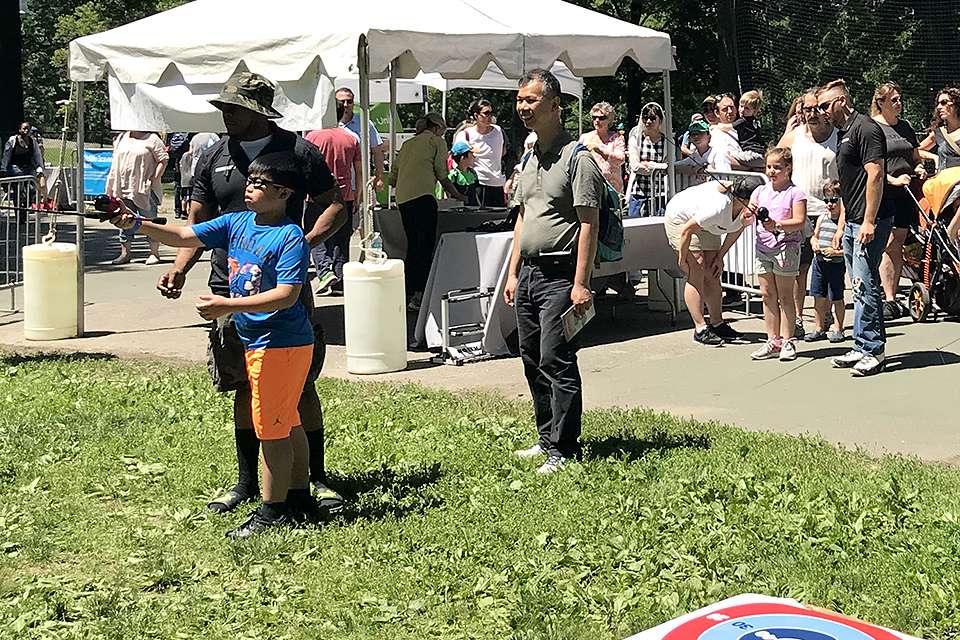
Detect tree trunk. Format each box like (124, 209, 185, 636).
(0, 0, 25, 136)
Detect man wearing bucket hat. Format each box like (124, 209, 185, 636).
(157, 71, 349, 521)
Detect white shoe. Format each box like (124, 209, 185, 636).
(832, 350, 864, 368)
(144, 254, 160, 265)
(751, 339, 781, 360)
(536, 455, 567, 474)
(851, 352, 885, 377)
(779, 338, 797, 361)
(514, 443, 546, 459)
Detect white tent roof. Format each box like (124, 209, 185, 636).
(417, 62, 583, 99)
(334, 61, 584, 105)
(69, 0, 673, 84)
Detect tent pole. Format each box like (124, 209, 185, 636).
(578, 97, 583, 136)
(358, 36, 372, 238)
(388, 59, 397, 208)
(662, 68, 675, 199)
(441, 90, 447, 120)
(75, 81, 85, 337)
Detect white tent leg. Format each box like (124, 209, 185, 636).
(76, 81, 85, 336)
(358, 36, 372, 238)
(578, 97, 583, 136)
(441, 90, 447, 121)
(389, 60, 397, 208)
(662, 69, 675, 199)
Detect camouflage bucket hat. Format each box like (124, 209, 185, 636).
(209, 71, 283, 119)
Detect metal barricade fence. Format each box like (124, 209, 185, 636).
(0, 175, 44, 310)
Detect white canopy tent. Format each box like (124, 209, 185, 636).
(69, 0, 675, 333)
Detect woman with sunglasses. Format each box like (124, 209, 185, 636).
(870, 82, 927, 320)
(919, 87, 960, 172)
(579, 102, 626, 193)
(452, 99, 508, 207)
(626, 103, 667, 217)
(707, 93, 741, 172)
(920, 88, 960, 245)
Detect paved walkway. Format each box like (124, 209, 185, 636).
(2, 219, 958, 464)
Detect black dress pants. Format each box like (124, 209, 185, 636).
(515, 260, 583, 458)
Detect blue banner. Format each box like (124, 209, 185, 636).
(83, 150, 112, 197)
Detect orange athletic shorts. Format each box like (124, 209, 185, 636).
(244, 345, 313, 441)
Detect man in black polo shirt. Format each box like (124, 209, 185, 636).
(504, 69, 604, 474)
(156, 72, 348, 513)
(816, 79, 891, 376)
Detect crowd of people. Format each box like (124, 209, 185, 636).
(7, 66, 960, 537)
(663, 80, 960, 377)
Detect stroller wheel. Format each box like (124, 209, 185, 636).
(909, 282, 931, 322)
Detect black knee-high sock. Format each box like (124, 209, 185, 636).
(306, 429, 325, 484)
(235, 429, 261, 495)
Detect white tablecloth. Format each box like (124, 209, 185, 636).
(413, 231, 514, 353)
(415, 216, 679, 356)
(597, 216, 682, 276)
(374, 207, 509, 260)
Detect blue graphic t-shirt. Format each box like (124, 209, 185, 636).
(193, 210, 313, 350)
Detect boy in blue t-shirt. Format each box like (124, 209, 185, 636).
(110, 152, 317, 539)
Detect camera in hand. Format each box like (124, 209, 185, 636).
(755, 207, 770, 224)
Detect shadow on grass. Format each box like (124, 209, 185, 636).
(0, 351, 118, 365)
(329, 462, 443, 523)
(583, 429, 711, 462)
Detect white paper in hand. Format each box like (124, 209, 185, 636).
(561, 303, 595, 341)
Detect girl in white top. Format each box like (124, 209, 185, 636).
(665, 177, 765, 346)
(453, 99, 507, 207)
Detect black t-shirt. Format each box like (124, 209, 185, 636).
(836, 111, 890, 224)
(733, 116, 766, 155)
(878, 119, 919, 179)
(191, 125, 336, 294)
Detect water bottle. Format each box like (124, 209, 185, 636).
(365, 232, 386, 264)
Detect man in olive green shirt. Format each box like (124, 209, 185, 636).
(389, 112, 465, 308)
(503, 69, 604, 474)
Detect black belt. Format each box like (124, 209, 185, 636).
(524, 254, 576, 268)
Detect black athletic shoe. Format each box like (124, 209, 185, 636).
(288, 495, 324, 526)
(312, 481, 346, 515)
(710, 321, 744, 342)
(882, 300, 896, 321)
(207, 486, 258, 514)
(693, 327, 724, 347)
(225, 508, 289, 539)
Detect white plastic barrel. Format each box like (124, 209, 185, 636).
(342, 258, 407, 374)
(23, 242, 78, 340)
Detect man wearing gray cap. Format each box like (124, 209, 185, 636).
(157, 71, 348, 528)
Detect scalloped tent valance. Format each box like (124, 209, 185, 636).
(69, 0, 673, 84)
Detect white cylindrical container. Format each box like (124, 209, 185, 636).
(23, 242, 78, 340)
(343, 258, 407, 374)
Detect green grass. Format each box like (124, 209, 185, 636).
(2, 353, 960, 639)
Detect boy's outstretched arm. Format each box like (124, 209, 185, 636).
(110, 209, 203, 249)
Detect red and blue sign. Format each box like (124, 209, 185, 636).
(661, 603, 903, 640)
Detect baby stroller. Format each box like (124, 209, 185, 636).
(901, 167, 960, 321)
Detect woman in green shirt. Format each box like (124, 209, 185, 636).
(389, 112, 466, 310)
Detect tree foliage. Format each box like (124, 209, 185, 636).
(20, 0, 956, 150)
